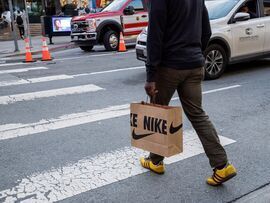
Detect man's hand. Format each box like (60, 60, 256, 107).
(144, 82, 158, 97)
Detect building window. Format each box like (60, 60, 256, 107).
(26, 0, 43, 23)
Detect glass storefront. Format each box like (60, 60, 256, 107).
(0, 0, 113, 40)
(27, 0, 43, 23)
(0, 0, 20, 40)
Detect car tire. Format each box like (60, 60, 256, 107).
(103, 30, 119, 51)
(79, 46, 94, 52)
(204, 44, 228, 80)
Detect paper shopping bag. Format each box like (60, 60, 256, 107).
(130, 102, 183, 157)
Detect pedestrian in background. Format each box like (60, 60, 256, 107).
(140, 0, 237, 186)
(16, 10, 25, 39)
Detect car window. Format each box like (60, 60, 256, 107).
(237, 0, 259, 19)
(205, 0, 240, 20)
(102, 0, 127, 12)
(127, 0, 144, 11)
(264, 0, 270, 16)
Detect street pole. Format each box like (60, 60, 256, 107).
(23, 0, 32, 47)
(41, 0, 45, 15)
(8, 0, 19, 52)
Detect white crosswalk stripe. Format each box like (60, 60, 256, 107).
(0, 62, 29, 67)
(0, 67, 48, 74)
(0, 79, 27, 87)
(0, 75, 74, 87)
(0, 104, 129, 140)
(0, 130, 236, 203)
(0, 66, 145, 87)
(0, 84, 104, 105)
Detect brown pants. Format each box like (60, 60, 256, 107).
(149, 67, 228, 168)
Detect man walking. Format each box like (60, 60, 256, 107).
(16, 10, 25, 39)
(140, 0, 237, 186)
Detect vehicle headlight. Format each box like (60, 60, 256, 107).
(86, 19, 96, 32)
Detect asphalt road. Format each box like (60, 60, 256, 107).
(0, 47, 269, 203)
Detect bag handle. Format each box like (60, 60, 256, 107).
(142, 95, 156, 105)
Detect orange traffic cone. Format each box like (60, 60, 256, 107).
(24, 38, 35, 63)
(41, 37, 52, 61)
(118, 32, 127, 52)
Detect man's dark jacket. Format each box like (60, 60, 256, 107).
(146, 0, 212, 82)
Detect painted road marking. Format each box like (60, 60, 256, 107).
(0, 85, 241, 141)
(1, 68, 241, 90)
(0, 50, 136, 67)
(0, 66, 144, 87)
(0, 75, 74, 87)
(0, 62, 28, 67)
(54, 50, 136, 62)
(0, 79, 28, 87)
(171, 85, 242, 101)
(27, 75, 74, 83)
(72, 66, 144, 76)
(0, 104, 129, 140)
(0, 67, 48, 74)
(0, 84, 104, 105)
(0, 130, 236, 202)
(200, 85, 242, 94)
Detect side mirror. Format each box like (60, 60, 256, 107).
(234, 12, 250, 22)
(124, 6, 135, 15)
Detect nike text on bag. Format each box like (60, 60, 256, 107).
(130, 102, 183, 157)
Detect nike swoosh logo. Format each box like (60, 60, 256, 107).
(132, 129, 155, 140)
(169, 123, 183, 134)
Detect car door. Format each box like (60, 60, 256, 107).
(122, 0, 148, 36)
(262, 0, 270, 52)
(230, 0, 265, 57)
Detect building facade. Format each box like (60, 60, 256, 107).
(0, 0, 112, 40)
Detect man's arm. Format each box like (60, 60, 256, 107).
(201, 3, 212, 52)
(146, 0, 167, 82)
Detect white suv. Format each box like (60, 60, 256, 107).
(136, 0, 270, 79)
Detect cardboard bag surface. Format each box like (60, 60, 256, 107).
(130, 102, 183, 157)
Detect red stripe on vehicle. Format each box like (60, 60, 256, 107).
(124, 30, 142, 36)
(124, 22, 148, 29)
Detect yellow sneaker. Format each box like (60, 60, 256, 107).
(207, 163, 237, 186)
(140, 157, 165, 174)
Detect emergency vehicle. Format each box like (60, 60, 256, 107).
(71, 0, 148, 51)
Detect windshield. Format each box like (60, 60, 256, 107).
(206, 0, 240, 20)
(102, 0, 127, 12)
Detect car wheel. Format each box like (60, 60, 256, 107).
(103, 30, 119, 51)
(204, 44, 228, 80)
(79, 46, 94, 52)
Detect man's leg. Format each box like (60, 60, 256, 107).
(21, 27, 25, 38)
(177, 67, 228, 168)
(149, 67, 180, 164)
(18, 26, 21, 36)
(18, 27, 23, 39)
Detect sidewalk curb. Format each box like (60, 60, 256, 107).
(3, 43, 78, 57)
(230, 182, 270, 203)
